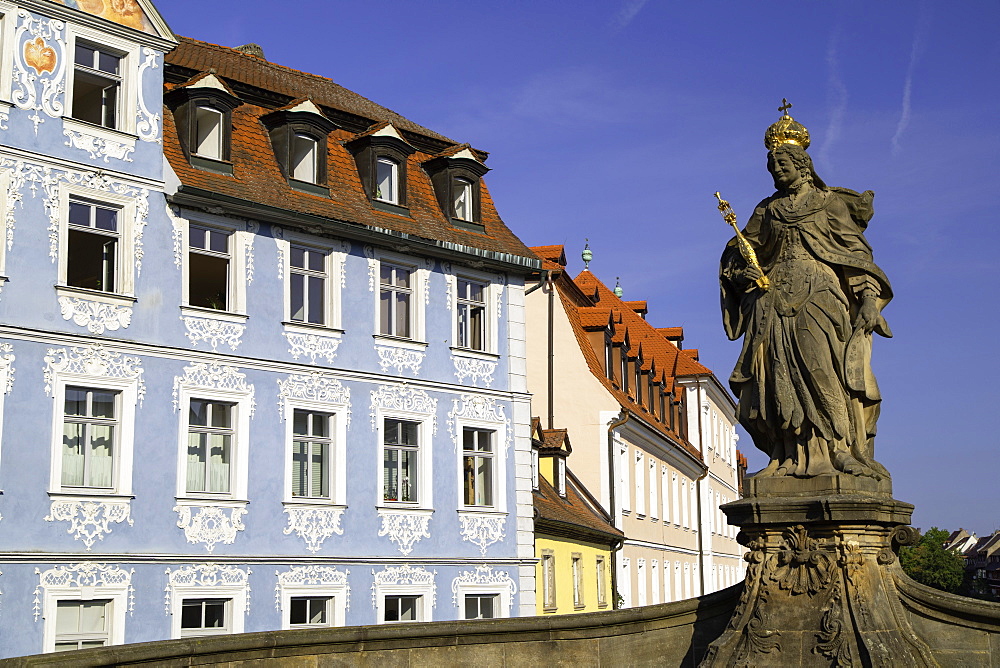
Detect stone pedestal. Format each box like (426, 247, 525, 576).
(700, 475, 940, 667)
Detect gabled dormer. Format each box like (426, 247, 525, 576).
(423, 145, 490, 233)
(537, 428, 572, 498)
(166, 72, 242, 174)
(345, 122, 417, 216)
(261, 99, 337, 196)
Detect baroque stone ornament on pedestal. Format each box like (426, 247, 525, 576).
(703, 104, 938, 667)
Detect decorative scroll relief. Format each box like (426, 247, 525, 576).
(370, 385, 437, 432)
(447, 394, 509, 454)
(273, 227, 284, 279)
(59, 296, 132, 334)
(4, 160, 29, 251)
(277, 372, 351, 426)
(164, 564, 250, 616)
(364, 245, 376, 291)
(13, 10, 66, 134)
(275, 565, 350, 611)
(371, 564, 436, 610)
(495, 273, 506, 320)
(34, 563, 134, 622)
(135, 48, 160, 143)
(181, 315, 245, 352)
(174, 504, 247, 553)
(45, 499, 133, 550)
(245, 221, 258, 285)
(377, 508, 431, 556)
(284, 330, 341, 364)
(173, 362, 255, 415)
(283, 506, 345, 553)
(0, 107, 9, 132)
(458, 513, 507, 556)
(452, 356, 497, 387)
(43, 344, 145, 401)
(451, 566, 516, 610)
(375, 345, 424, 375)
(63, 128, 135, 162)
(443, 265, 454, 311)
(168, 204, 185, 267)
(338, 241, 350, 288)
(0, 343, 14, 395)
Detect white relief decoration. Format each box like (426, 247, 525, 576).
(63, 128, 134, 162)
(164, 564, 250, 615)
(364, 245, 376, 292)
(495, 274, 506, 320)
(452, 356, 497, 387)
(277, 372, 350, 425)
(275, 565, 350, 611)
(371, 564, 436, 610)
(174, 505, 247, 553)
(447, 394, 508, 453)
(458, 514, 506, 556)
(245, 221, 258, 285)
(181, 315, 245, 352)
(4, 161, 28, 251)
(43, 344, 145, 401)
(0, 343, 14, 395)
(377, 509, 431, 556)
(282, 507, 345, 553)
(45, 499, 133, 550)
(451, 565, 516, 610)
(273, 227, 284, 279)
(34, 563, 134, 622)
(283, 331, 341, 364)
(375, 345, 424, 375)
(370, 385, 437, 432)
(339, 241, 351, 288)
(443, 265, 454, 311)
(168, 204, 185, 267)
(135, 48, 160, 143)
(12, 10, 66, 134)
(0, 109, 8, 131)
(173, 362, 255, 415)
(58, 296, 132, 334)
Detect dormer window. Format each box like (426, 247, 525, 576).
(424, 147, 489, 233)
(376, 157, 399, 204)
(346, 124, 416, 215)
(165, 73, 242, 174)
(262, 100, 336, 196)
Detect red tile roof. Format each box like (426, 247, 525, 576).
(164, 37, 535, 264)
(533, 474, 623, 545)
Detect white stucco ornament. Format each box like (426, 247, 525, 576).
(282, 506, 345, 553)
(458, 513, 507, 556)
(181, 315, 245, 352)
(45, 499, 133, 550)
(283, 330, 341, 364)
(377, 508, 432, 556)
(59, 296, 132, 334)
(174, 504, 247, 553)
(452, 356, 497, 387)
(375, 345, 424, 375)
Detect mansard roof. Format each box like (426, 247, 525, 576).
(163, 38, 535, 268)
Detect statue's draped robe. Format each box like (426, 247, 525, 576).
(721, 187, 892, 477)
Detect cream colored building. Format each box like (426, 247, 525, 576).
(525, 246, 744, 607)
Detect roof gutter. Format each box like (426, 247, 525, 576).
(170, 187, 542, 274)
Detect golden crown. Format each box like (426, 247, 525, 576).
(764, 99, 810, 151)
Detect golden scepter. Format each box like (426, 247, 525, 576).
(714, 192, 769, 291)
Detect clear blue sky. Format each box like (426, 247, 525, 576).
(160, 1, 1000, 536)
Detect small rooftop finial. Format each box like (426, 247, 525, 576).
(235, 43, 266, 60)
(613, 277, 623, 298)
(778, 98, 793, 115)
(582, 239, 592, 271)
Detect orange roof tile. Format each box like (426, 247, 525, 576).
(533, 474, 623, 544)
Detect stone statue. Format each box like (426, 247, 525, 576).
(720, 106, 892, 479)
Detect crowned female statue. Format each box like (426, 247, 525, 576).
(720, 105, 892, 479)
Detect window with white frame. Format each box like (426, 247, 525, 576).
(531, 448, 539, 490)
(276, 566, 349, 630)
(180, 598, 230, 637)
(637, 559, 647, 607)
(67, 200, 119, 293)
(382, 418, 420, 504)
(464, 594, 497, 619)
(290, 133, 319, 184)
(72, 42, 121, 128)
(452, 176, 473, 221)
(651, 560, 660, 605)
(541, 551, 556, 611)
(193, 106, 225, 160)
(54, 599, 112, 651)
(596, 556, 607, 607)
(379, 262, 413, 338)
(462, 427, 494, 507)
(185, 399, 235, 495)
(383, 595, 421, 622)
(291, 410, 333, 499)
(661, 466, 669, 521)
(456, 277, 486, 351)
(288, 596, 333, 628)
(619, 441, 630, 513)
(289, 245, 328, 325)
(375, 157, 399, 204)
(572, 553, 584, 609)
(556, 456, 567, 498)
(188, 224, 231, 310)
(649, 458, 658, 520)
(634, 450, 645, 516)
(61, 386, 119, 490)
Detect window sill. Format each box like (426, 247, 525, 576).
(175, 496, 248, 507)
(56, 285, 136, 305)
(48, 491, 134, 501)
(63, 117, 137, 144)
(283, 321, 343, 335)
(289, 179, 330, 197)
(377, 504, 434, 513)
(283, 499, 346, 509)
(373, 335, 427, 350)
(180, 305, 248, 322)
(450, 218, 487, 234)
(191, 155, 234, 176)
(457, 508, 506, 516)
(450, 347, 499, 361)
(372, 200, 411, 217)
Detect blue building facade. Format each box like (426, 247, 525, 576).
(0, 0, 538, 657)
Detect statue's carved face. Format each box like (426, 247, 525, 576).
(768, 152, 804, 190)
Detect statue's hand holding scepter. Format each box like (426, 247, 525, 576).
(714, 192, 769, 291)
